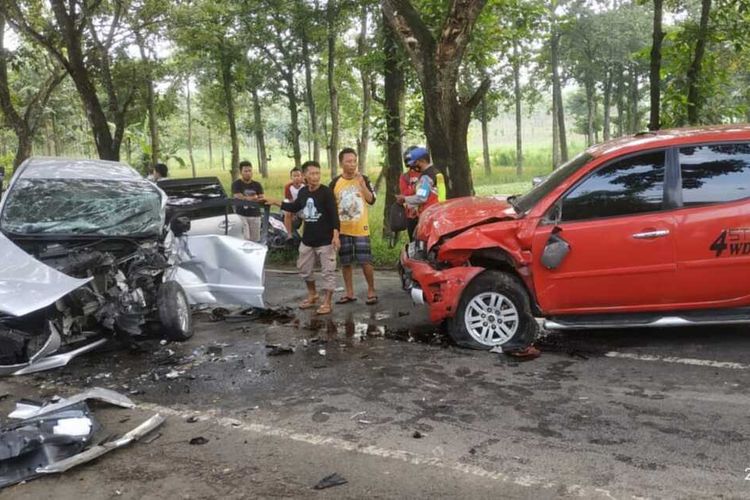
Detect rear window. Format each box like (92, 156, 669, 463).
(0, 178, 163, 236)
(680, 143, 750, 206)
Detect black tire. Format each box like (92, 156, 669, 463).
(447, 270, 537, 350)
(157, 281, 193, 341)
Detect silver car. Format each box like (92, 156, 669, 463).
(0, 158, 266, 375)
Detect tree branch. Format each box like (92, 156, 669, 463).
(381, 0, 435, 81)
(462, 78, 491, 111)
(435, 0, 487, 82)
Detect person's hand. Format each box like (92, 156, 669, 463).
(332, 234, 341, 252)
(395, 195, 405, 204)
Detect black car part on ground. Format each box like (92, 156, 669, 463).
(0, 401, 98, 488)
(0, 388, 163, 489)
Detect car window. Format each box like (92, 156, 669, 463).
(560, 151, 666, 222)
(514, 152, 592, 213)
(680, 143, 750, 206)
(0, 178, 163, 236)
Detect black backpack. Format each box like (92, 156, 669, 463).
(388, 201, 408, 232)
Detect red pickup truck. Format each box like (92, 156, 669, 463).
(400, 125, 750, 349)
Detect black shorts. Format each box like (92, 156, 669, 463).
(339, 235, 372, 265)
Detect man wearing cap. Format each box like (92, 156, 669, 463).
(396, 147, 445, 221)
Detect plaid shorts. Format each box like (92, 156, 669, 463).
(339, 235, 372, 265)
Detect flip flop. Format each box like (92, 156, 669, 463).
(335, 296, 357, 304)
(365, 295, 378, 305)
(316, 303, 332, 315)
(299, 295, 319, 309)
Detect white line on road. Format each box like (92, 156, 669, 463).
(605, 351, 750, 370)
(138, 402, 612, 498)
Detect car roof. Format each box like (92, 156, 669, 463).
(587, 124, 750, 158)
(16, 157, 146, 182)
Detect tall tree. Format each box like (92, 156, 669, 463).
(686, 0, 712, 124)
(0, 13, 65, 167)
(326, 0, 340, 176)
(4, 0, 139, 160)
(383, 0, 490, 198)
(648, 0, 664, 130)
(379, 12, 405, 235)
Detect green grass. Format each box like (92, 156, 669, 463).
(166, 144, 580, 268)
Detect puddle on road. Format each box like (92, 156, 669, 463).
(299, 313, 446, 347)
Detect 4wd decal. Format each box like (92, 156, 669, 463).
(710, 229, 750, 257)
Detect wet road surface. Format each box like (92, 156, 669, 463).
(1, 269, 749, 498)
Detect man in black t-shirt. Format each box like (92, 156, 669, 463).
(266, 160, 340, 315)
(231, 160, 264, 242)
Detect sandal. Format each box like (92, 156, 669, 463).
(299, 295, 319, 309)
(316, 303, 332, 315)
(365, 295, 378, 305)
(335, 296, 357, 304)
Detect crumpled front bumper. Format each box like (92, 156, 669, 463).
(399, 245, 484, 324)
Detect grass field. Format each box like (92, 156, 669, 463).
(167, 143, 585, 267)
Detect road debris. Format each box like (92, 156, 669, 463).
(0, 388, 163, 489)
(412, 431, 424, 439)
(313, 472, 348, 490)
(189, 436, 209, 445)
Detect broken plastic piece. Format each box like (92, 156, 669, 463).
(37, 414, 165, 474)
(9, 387, 135, 419)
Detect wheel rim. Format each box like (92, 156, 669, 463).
(463, 292, 519, 346)
(175, 290, 190, 334)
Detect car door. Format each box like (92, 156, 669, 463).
(532, 150, 679, 314)
(672, 142, 750, 306)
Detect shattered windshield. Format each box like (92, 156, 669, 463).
(0, 178, 164, 236)
(514, 152, 593, 213)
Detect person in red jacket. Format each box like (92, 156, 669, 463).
(399, 146, 421, 241)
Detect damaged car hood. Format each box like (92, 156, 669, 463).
(0, 231, 90, 317)
(416, 196, 518, 249)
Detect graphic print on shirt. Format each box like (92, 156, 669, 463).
(303, 197, 321, 222)
(338, 185, 364, 222)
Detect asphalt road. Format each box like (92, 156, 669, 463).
(1, 269, 749, 499)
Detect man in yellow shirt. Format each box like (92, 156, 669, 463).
(330, 148, 377, 304)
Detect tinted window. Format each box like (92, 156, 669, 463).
(514, 152, 592, 213)
(680, 143, 750, 206)
(561, 151, 665, 222)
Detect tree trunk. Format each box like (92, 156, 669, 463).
(357, 4, 371, 173)
(186, 81, 196, 178)
(480, 95, 491, 176)
(208, 125, 213, 169)
(603, 69, 612, 141)
(252, 88, 268, 178)
(301, 25, 319, 163)
(616, 71, 625, 136)
(551, 30, 568, 162)
(552, 94, 560, 168)
(585, 77, 595, 146)
(382, 14, 405, 235)
(648, 0, 664, 130)
(219, 49, 239, 179)
(285, 72, 302, 168)
(0, 14, 31, 167)
(686, 0, 712, 125)
(513, 40, 523, 177)
(327, 1, 339, 177)
(136, 33, 159, 165)
(382, 0, 489, 198)
(629, 66, 639, 133)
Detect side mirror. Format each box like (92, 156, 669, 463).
(170, 216, 191, 237)
(541, 230, 570, 270)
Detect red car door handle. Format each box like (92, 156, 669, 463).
(632, 229, 670, 239)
